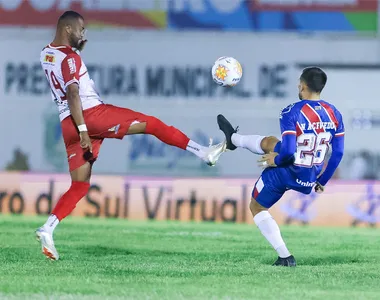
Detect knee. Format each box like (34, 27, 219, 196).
(260, 136, 279, 153)
(143, 116, 162, 134)
(249, 198, 266, 217)
(147, 115, 160, 124)
(70, 181, 91, 198)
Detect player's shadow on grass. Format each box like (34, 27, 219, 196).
(77, 246, 187, 257)
(78, 245, 133, 256)
(298, 255, 366, 266)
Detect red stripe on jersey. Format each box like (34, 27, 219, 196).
(301, 104, 325, 134)
(320, 102, 339, 129)
(296, 122, 304, 137)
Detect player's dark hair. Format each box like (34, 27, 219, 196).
(300, 67, 327, 93)
(57, 11, 84, 26)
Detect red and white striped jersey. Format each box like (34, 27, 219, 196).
(40, 44, 103, 121)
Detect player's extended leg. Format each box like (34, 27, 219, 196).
(36, 162, 92, 261)
(217, 114, 279, 154)
(87, 105, 226, 166)
(126, 116, 226, 166)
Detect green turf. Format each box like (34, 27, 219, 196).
(1, 216, 380, 299)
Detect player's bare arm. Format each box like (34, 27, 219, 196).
(66, 83, 92, 153)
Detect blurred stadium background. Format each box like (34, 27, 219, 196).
(1, 0, 380, 229)
(2, 1, 380, 300)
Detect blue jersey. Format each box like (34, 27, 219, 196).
(274, 99, 345, 185)
(253, 99, 345, 209)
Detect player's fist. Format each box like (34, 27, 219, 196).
(314, 182, 324, 194)
(79, 131, 92, 153)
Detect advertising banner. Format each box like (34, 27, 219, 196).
(168, 0, 377, 32)
(0, 0, 377, 32)
(1, 29, 378, 103)
(0, 172, 379, 227)
(0, 0, 166, 29)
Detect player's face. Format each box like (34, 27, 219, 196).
(67, 18, 86, 48)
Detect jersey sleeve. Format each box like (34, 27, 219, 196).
(334, 110, 345, 138)
(61, 53, 82, 88)
(279, 104, 297, 136)
(317, 134, 344, 186)
(274, 104, 298, 166)
(317, 108, 345, 186)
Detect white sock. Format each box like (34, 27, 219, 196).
(253, 211, 291, 258)
(231, 134, 265, 155)
(42, 214, 59, 235)
(186, 140, 207, 159)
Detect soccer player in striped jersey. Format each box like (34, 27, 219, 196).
(217, 67, 345, 266)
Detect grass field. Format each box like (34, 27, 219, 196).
(1, 216, 380, 300)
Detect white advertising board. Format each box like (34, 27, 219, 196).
(1, 28, 379, 176)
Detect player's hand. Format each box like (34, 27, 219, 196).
(77, 39, 88, 52)
(79, 131, 92, 153)
(314, 182, 324, 194)
(258, 151, 278, 169)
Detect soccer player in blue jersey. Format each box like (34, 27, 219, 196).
(217, 67, 345, 267)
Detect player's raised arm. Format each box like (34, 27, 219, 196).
(62, 53, 92, 152)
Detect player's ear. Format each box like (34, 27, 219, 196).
(300, 81, 307, 92)
(65, 24, 72, 34)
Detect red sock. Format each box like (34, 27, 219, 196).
(52, 181, 90, 221)
(144, 116, 190, 150)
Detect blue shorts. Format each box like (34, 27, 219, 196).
(252, 142, 313, 208)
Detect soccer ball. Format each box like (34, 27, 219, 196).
(212, 56, 242, 87)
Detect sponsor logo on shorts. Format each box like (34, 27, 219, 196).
(68, 153, 76, 160)
(296, 179, 315, 187)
